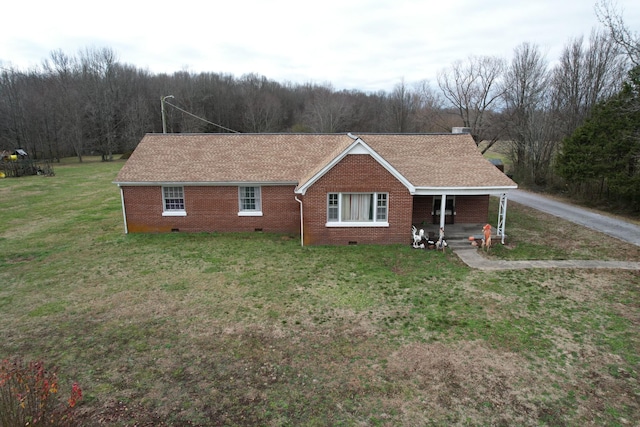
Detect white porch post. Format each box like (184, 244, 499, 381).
(497, 193, 508, 244)
(439, 194, 446, 230)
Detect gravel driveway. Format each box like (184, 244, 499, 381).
(507, 189, 640, 247)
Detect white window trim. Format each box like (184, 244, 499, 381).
(325, 221, 389, 228)
(238, 186, 263, 217)
(325, 192, 389, 227)
(238, 211, 263, 217)
(162, 186, 187, 217)
(162, 211, 187, 217)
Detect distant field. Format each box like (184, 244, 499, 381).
(0, 160, 638, 426)
(480, 140, 512, 173)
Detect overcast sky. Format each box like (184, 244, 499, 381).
(1, 0, 638, 92)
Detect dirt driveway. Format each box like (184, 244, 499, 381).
(508, 189, 640, 247)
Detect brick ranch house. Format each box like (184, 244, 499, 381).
(114, 133, 517, 245)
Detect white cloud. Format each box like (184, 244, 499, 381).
(2, 0, 639, 92)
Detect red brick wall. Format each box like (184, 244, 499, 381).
(412, 195, 488, 225)
(301, 154, 413, 245)
(119, 170, 490, 242)
(455, 195, 490, 223)
(412, 196, 433, 225)
(122, 185, 300, 233)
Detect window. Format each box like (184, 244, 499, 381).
(376, 193, 388, 220)
(328, 193, 339, 221)
(238, 186, 262, 216)
(326, 192, 388, 226)
(162, 186, 186, 216)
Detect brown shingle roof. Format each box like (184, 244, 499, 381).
(115, 133, 352, 184)
(114, 133, 516, 190)
(361, 134, 516, 188)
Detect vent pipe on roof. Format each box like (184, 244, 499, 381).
(452, 127, 471, 134)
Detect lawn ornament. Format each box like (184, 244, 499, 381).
(411, 226, 425, 248)
(482, 224, 492, 251)
(436, 227, 447, 252)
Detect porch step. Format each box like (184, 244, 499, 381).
(413, 223, 488, 240)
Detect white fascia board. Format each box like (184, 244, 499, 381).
(413, 185, 518, 196)
(295, 137, 415, 195)
(114, 181, 298, 187)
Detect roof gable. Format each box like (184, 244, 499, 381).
(295, 135, 414, 195)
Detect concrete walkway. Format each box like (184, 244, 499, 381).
(448, 241, 640, 271)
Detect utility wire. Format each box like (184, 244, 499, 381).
(164, 101, 240, 133)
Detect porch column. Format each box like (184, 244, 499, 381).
(497, 193, 508, 244)
(439, 193, 447, 230)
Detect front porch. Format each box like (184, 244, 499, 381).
(411, 193, 510, 244)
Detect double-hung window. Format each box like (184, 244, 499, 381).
(326, 192, 388, 226)
(238, 186, 262, 216)
(162, 186, 186, 216)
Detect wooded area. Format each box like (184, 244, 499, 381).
(1, 1, 638, 210)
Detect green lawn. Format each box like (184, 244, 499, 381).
(0, 160, 638, 426)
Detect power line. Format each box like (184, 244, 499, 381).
(164, 101, 240, 133)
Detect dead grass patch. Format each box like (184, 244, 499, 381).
(387, 340, 553, 425)
(1, 161, 639, 426)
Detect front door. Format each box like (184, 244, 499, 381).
(432, 196, 455, 224)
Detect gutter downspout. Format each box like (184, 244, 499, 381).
(295, 196, 304, 247)
(119, 185, 129, 234)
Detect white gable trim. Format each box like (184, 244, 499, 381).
(295, 136, 415, 195)
(347, 144, 371, 154)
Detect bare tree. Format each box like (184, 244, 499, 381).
(117, 64, 155, 148)
(596, 0, 640, 66)
(551, 29, 626, 138)
(502, 43, 556, 184)
(79, 47, 123, 160)
(240, 73, 283, 132)
(339, 90, 388, 133)
(437, 55, 506, 152)
(43, 50, 86, 161)
(0, 67, 29, 151)
(387, 78, 421, 132)
(303, 84, 352, 133)
(413, 80, 445, 132)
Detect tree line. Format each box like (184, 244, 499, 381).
(1, 1, 638, 210)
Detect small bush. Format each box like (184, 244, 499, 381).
(0, 358, 82, 426)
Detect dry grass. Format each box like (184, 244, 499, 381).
(489, 199, 640, 262)
(0, 160, 638, 426)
